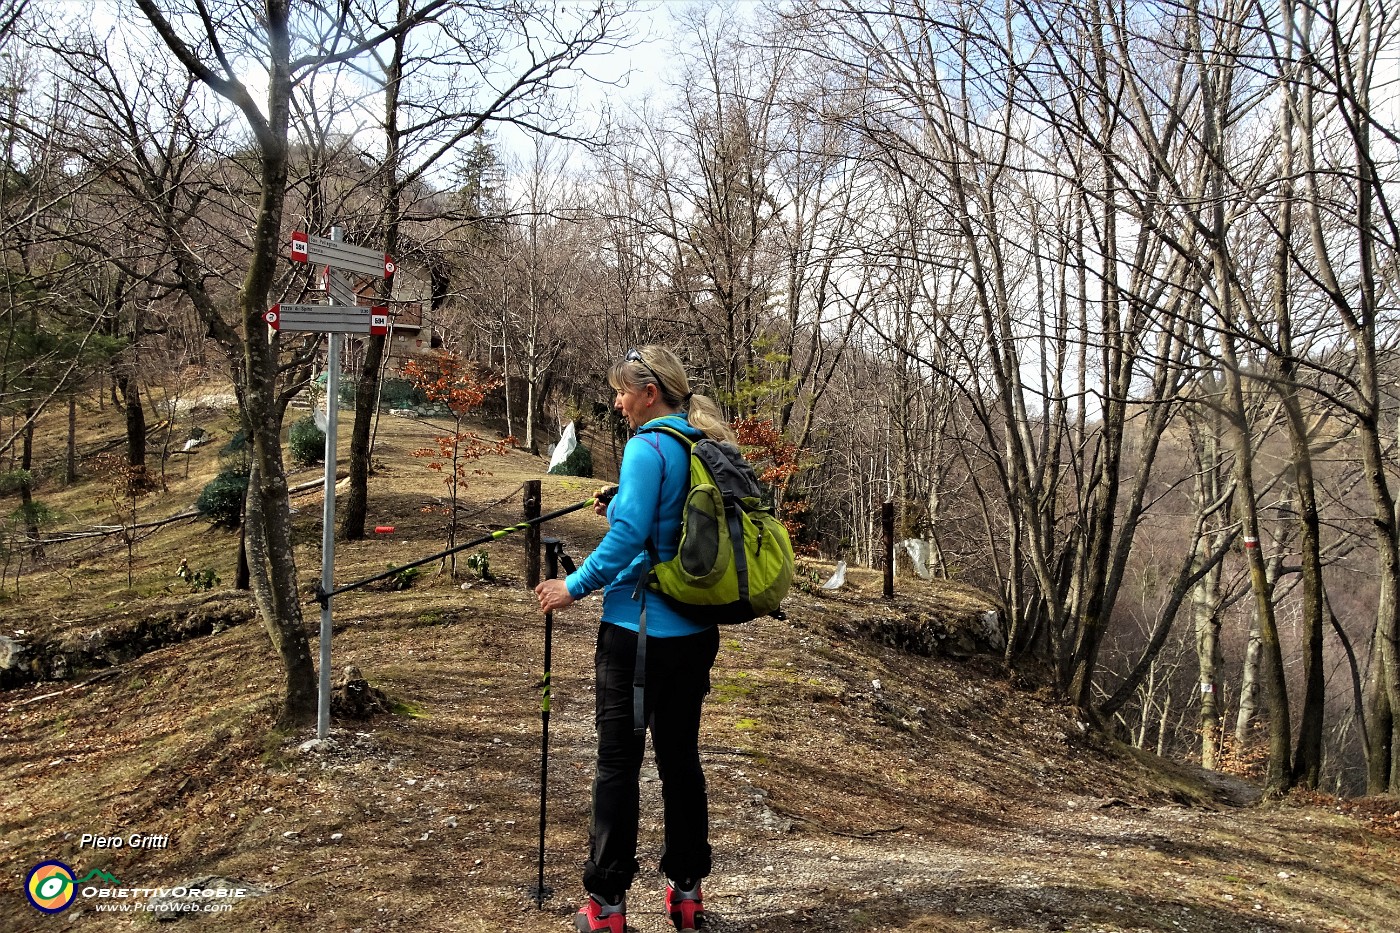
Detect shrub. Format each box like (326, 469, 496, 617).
(338, 375, 428, 410)
(380, 377, 427, 410)
(221, 429, 247, 457)
(548, 441, 593, 478)
(0, 469, 32, 495)
(196, 469, 248, 528)
(463, 549, 494, 582)
(176, 559, 219, 592)
(288, 415, 325, 467)
(11, 499, 56, 529)
(380, 563, 419, 591)
(219, 429, 251, 474)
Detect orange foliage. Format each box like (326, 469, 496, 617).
(403, 353, 498, 418)
(1214, 726, 1269, 781)
(731, 416, 816, 554)
(732, 417, 801, 490)
(403, 352, 509, 508)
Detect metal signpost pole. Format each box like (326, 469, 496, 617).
(316, 228, 344, 740)
(284, 223, 390, 739)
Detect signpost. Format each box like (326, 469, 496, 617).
(264, 303, 388, 335)
(279, 226, 394, 739)
(317, 321, 341, 742)
(291, 230, 396, 281)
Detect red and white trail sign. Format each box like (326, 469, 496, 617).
(264, 303, 383, 334)
(289, 231, 394, 280)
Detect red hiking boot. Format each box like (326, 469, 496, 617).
(574, 893, 626, 933)
(665, 879, 704, 930)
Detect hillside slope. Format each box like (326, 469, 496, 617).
(1, 408, 1397, 933)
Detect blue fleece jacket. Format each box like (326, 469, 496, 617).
(563, 414, 711, 638)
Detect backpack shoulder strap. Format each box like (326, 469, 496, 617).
(629, 422, 696, 737)
(636, 422, 695, 451)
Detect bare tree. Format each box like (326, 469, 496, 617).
(337, 0, 630, 539)
(114, 0, 458, 726)
(1286, 0, 1400, 793)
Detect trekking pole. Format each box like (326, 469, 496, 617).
(533, 536, 576, 908)
(312, 486, 614, 606)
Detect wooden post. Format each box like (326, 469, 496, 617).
(525, 479, 542, 590)
(882, 500, 895, 599)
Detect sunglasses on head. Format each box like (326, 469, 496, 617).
(624, 348, 657, 380)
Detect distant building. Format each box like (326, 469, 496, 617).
(301, 264, 441, 377)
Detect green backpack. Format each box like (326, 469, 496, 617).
(636, 424, 795, 624)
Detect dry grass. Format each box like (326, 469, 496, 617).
(1, 394, 1397, 933)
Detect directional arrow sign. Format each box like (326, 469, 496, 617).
(323, 266, 356, 305)
(290, 231, 395, 279)
(264, 303, 379, 334)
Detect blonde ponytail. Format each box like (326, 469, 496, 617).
(685, 392, 735, 444)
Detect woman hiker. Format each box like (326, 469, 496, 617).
(535, 345, 728, 932)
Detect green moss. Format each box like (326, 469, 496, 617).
(711, 672, 753, 704)
(258, 728, 296, 770)
(390, 699, 430, 719)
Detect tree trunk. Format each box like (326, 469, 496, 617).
(116, 373, 146, 476)
(1187, 404, 1229, 770)
(1282, 399, 1326, 788)
(1156, 689, 1172, 758)
(525, 338, 538, 455)
(1236, 621, 1261, 747)
(1196, 590, 1223, 770)
(341, 333, 385, 541)
(235, 3, 315, 727)
(1067, 4, 1126, 709)
(342, 15, 409, 541)
(236, 487, 251, 591)
(1219, 341, 1291, 795)
(19, 408, 40, 553)
(131, 0, 319, 728)
(1270, 8, 1326, 788)
(1365, 650, 1395, 792)
(243, 456, 315, 724)
(1352, 340, 1400, 793)
(1192, 0, 1291, 792)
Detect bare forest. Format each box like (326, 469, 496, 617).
(1, 0, 1398, 806)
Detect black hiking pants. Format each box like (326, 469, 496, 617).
(584, 621, 720, 899)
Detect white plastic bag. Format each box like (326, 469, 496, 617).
(548, 421, 578, 472)
(899, 539, 935, 580)
(820, 560, 847, 590)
